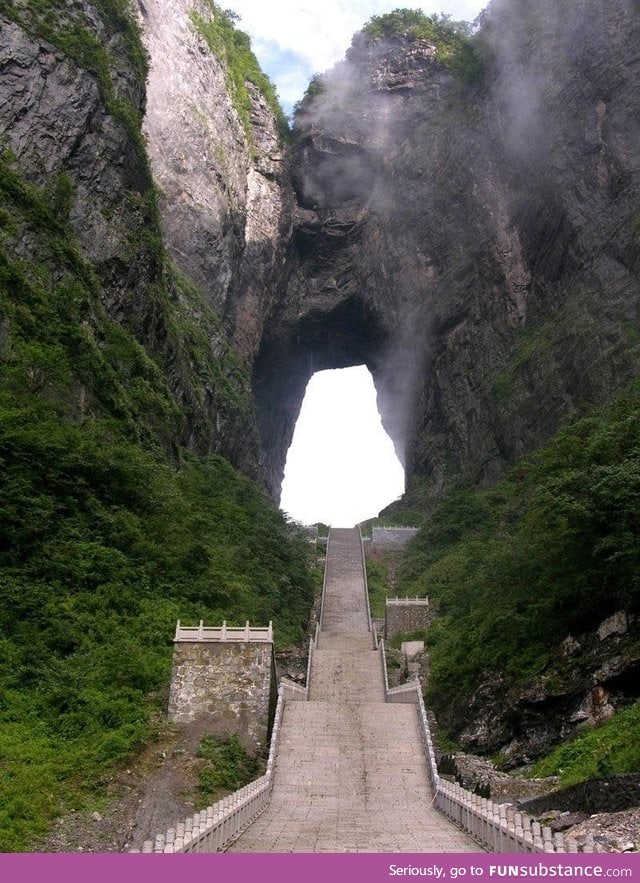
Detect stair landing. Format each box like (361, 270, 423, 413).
(228, 528, 478, 853)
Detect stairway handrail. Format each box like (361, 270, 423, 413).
(358, 526, 374, 641)
(136, 679, 300, 853)
(380, 667, 592, 854)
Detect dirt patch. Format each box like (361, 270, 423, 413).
(35, 718, 260, 853)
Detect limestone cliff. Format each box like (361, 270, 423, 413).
(250, 0, 640, 761)
(4, 0, 638, 512)
(0, 0, 287, 476)
(139, 0, 292, 364)
(255, 0, 640, 504)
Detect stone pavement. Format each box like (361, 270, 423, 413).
(228, 527, 479, 853)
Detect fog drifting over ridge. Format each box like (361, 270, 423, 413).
(225, 0, 488, 111)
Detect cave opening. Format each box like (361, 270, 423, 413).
(279, 365, 404, 527)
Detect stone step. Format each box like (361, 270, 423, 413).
(226, 527, 479, 854)
(308, 649, 384, 701)
(320, 527, 370, 634)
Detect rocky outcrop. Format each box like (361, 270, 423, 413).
(0, 0, 291, 476)
(139, 0, 292, 364)
(253, 0, 640, 503)
(519, 776, 640, 817)
(452, 611, 640, 763)
(4, 0, 639, 506)
(0, 11, 153, 309)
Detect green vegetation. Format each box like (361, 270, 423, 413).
(0, 18, 308, 848)
(196, 735, 261, 801)
(0, 413, 313, 849)
(360, 9, 485, 85)
(189, 1, 287, 142)
(366, 555, 389, 618)
(364, 548, 405, 619)
(397, 383, 640, 716)
(531, 701, 640, 786)
(490, 322, 556, 406)
(1, 0, 153, 182)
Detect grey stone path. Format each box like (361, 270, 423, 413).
(228, 527, 478, 853)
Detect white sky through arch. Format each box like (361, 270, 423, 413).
(280, 366, 405, 527)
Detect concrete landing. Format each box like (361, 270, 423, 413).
(228, 527, 478, 853)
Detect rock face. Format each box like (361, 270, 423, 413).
(139, 0, 292, 364)
(0, 12, 152, 312)
(3, 0, 639, 505)
(13, 0, 636, 509)
(253, 0, 640, 502)
(0, 0, 287, 476)
(454, 611, 640, 764)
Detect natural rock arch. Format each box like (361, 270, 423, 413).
(251, 292, 409, 500)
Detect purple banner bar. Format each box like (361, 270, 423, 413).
(2, 853, 640, 883)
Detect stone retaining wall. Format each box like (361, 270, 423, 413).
(385, 598, 431, 639)
(168, 641, 276, 751)
(371, 527, 418, 548)
(518, 775, 640, 816)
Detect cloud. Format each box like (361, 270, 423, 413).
(226, 0, 488, 111)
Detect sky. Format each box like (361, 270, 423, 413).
(279, 367, 405, 527)
(227, 1, 488, 526)
(226, 0, 489, 112)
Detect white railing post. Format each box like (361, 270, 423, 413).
(142, 679, 288, 854)
(543, 825, 555, 853)
(358, 527, 374, 639)
(532, 821, 544, 852)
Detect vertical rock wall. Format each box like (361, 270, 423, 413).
(168, 641, 276, 752)
(257, 0, 640, 506)
(139, 0, 293, 363)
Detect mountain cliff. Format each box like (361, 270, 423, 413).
(274, 0, 640, 767)
(1, 0, 640, 848)
(259, 0, 640, 505)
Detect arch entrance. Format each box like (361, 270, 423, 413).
(251, 294, 412, 504)
(279, 366, 404, 526)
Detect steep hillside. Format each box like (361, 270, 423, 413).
(397, 382, 640, 764)
(0, 0, 312, 850)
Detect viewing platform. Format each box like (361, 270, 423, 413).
(173, 620, 274, 643)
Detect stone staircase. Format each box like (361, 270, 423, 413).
(228, 527, 477, 853)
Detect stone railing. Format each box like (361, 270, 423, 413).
(174, 620, 273, 643)
(305, 621, 320, 699)
(138, 678, 301, 853)
(318, 535, 329, 629)
(386, 596, 429, 607)
(376, 648, 595, 855)
(378, 637, 422, 703)
(358, 527, 376, 643)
